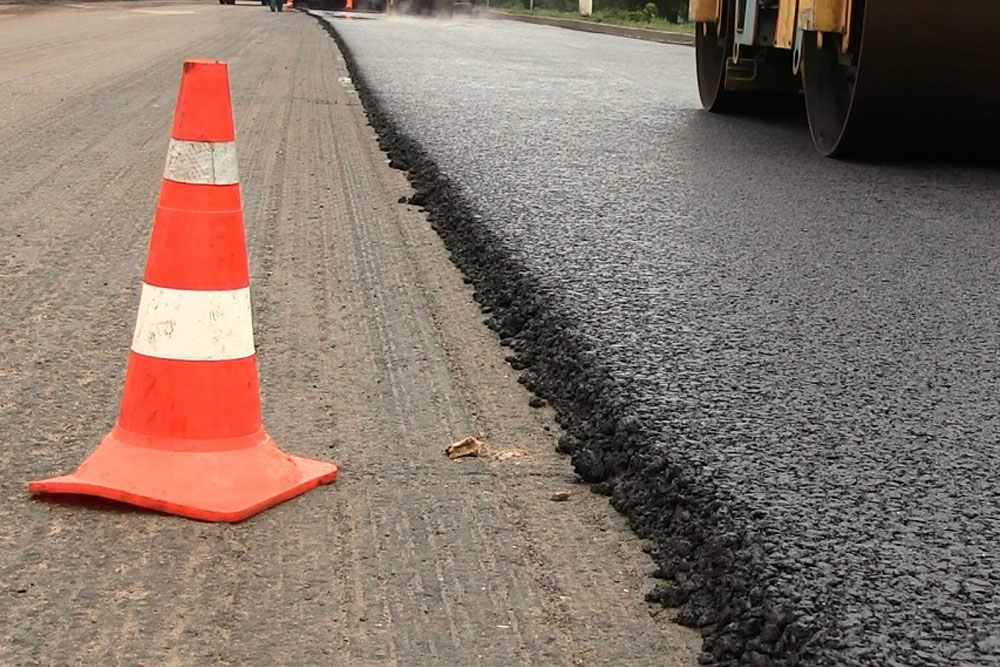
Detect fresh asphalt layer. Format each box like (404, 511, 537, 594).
(315, 11, 1000, 667)
(484, 10, 695, 46)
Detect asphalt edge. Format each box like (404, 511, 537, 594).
(308, 12, 825, 667)
(482, 9, 694, 46)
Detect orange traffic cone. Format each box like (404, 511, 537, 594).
(285, 0, 293, 9)
(28, 60, 338, 522)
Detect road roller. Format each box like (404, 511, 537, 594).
(691, 0, 1000, 157)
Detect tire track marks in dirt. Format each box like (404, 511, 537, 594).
(310, 52, 554, 667)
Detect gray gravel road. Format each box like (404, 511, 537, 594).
(0, 4, 700, 665)
(318, 12, 1000, 667)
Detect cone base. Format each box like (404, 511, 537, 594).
(28, 425, 338, 523)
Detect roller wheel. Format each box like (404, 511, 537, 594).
(800, 1, 863, 156)
(695, 0, 738, 112)
(801, 0, 1000, 158)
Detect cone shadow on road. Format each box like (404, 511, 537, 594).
(33, 493, 164, 518)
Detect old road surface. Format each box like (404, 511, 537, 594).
(0, 3, 702, 666)
(316, 10, 1000, 667)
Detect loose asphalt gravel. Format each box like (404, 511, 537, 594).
(316, 11, 1000, 667)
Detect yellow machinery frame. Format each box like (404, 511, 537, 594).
(689, 0, 851, 49)
(797, 0, 849, 32)
(689, 0, 720, 22)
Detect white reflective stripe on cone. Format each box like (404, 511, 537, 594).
(163, 139, 239, 186)
(131, 284, 255, 361)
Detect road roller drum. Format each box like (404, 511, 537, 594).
(693, 0, 1000, 157)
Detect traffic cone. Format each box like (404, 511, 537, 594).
(28, 60, 338, 522)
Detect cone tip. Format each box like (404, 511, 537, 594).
(172, 59, 235, 143)
(183, 59, 228, 70)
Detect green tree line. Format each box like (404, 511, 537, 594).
(499, 0, 689, 22)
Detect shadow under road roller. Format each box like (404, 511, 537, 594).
(690, 0, 1000, 158)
